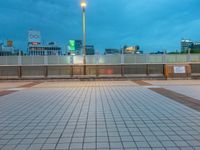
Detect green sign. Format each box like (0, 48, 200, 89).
(69, 40, 75, 51)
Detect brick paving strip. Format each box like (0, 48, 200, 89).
(133, 80, 200, 112)
(18, 81, 43, 88)
(0, 90, 17, 96)
(149, 88, 200, 112)
(133, 80, 152, 86)
(0, 81, 43, 97)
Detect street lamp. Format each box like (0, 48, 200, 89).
(81, 0, 87, 75)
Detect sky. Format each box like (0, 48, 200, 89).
(0, 0, 200, 53)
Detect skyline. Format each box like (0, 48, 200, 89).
(0, 0, 200, 53)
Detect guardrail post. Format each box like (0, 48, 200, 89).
(70, 65, 73, 77)
(121, 64, 124, 77)
(145, 54, 148, 63)
(44, 66, 48, 78)
(96, 65, 99, 77)
(5, 56, 8, 65)
(146, 64, 149, 76)
(18, 66, 22, 79)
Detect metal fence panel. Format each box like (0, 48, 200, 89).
(21, 66, 44, 77)
(124, 65, 147, 75)
(148, 64, 164, 74)
(48, 66, 71, 77)
(98, 65, 121, 76)
(191, 64, 200, 74)
(86, 66, 97, 76)
(0, 66, 18, 77)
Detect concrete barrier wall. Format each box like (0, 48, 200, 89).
(0, 64, 164, 79)
(0, 64, 199, 79)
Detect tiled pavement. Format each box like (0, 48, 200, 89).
(145, 80, 200, 101)
(0, 81, 200, 150)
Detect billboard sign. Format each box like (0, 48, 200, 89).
(28, 30, 41, 44)
(7, 40, 13, 47)
(69, 40, 75, 51)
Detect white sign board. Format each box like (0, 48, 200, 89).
(28, 31, 41, 43)
(174, 66, 186, 74)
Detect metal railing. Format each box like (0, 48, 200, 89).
(0, 54, 200, 66)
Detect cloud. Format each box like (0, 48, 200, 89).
(0, 0, 200, 53)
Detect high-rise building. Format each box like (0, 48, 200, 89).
(181, 39, 200, 53)
(86, 45, 95, 55)
(192, 42, 200, 51)
(181, 39, 193, 52)
(104, 49, 120, 55)
(68, 40, 82, 55)
(28, 30, 62, 56)
(0, 40, 15, 56)
(123, 45, 140, 54)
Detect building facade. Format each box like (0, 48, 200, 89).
(28, 30, 62, 56)
(0, 40, 15, 56)
(181, 39, 200, 53)
(86, 45, 95, 55)
(123, 45, 140, 54)
(104, 49, 120, 55)
(68, 40, 82, 55)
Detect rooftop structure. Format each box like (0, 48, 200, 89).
(105, 48, 120, 55)
(28, 30, 62, 56)
(181, 39, 200, 53)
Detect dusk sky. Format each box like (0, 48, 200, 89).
(0, 0, 200, 53)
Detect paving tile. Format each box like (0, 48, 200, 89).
(0, 81, 200, 150)
(56, 143, 70, 150)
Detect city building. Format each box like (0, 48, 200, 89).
(181, 39, 200, 53)
(181, 39, 193, 52)
(123, 45, 140, 54)
(0, 40, 15, 56)
(104, 49, 120, 55)
(67, 40, 82, 55)
(86, 45, 95, 55)
(28, 30, 62, 56)
(192, 42, 200, 51)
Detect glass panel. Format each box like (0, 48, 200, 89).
(148, 55, 163, 63)
(191, 54, 200, 62)
(74, 56, 83, 64)
(86, 55, 97, 64)
(6, 56, 18, 65)
(22, 56, 32, 65)
(0, 56, 7, 65)
(99, 55, 121, 64)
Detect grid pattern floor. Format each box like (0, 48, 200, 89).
(0, 81, 200, 150)
(163, 85, 200, 101)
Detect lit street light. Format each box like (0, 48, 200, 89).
(81, 0, 87, 75)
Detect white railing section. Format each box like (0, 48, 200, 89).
(0, 54, 200, 65)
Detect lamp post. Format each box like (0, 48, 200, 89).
(81, 0, 87, 75)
